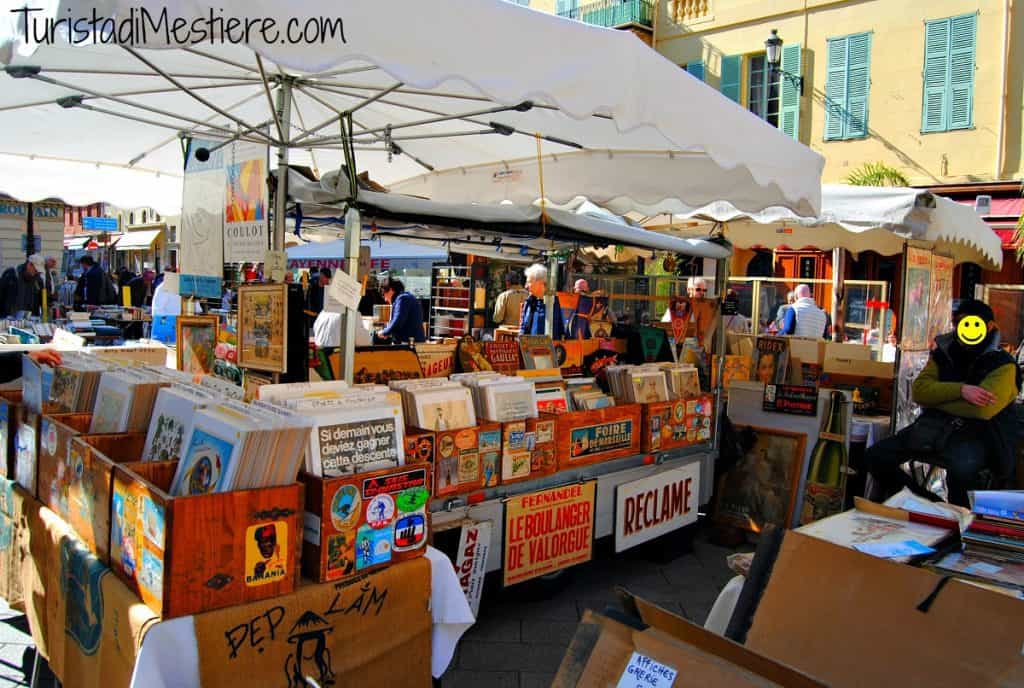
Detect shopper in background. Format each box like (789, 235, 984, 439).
(0, 254, 44, 317)
(520, 263, 564, 339)
(151, 267, 180, 317)
(781, 284, 828, 338)
(493, 271, 529, 327)
(0, 349, 60, 383)
(57, 272, 78, 311)
(128, 270, 156, 307)
(773, 291, 796, 332)
(376, 276, 425, 343)
(866, 300, 1019, 507)
(43, 256, 58, 303)
(574, 278, 589, 295)
(77, 255, 111, 307)
(305, 268, 331, 328)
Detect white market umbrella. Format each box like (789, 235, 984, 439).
(0, 0, 823, 223)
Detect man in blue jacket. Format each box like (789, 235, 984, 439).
(376, 277, 425, 344)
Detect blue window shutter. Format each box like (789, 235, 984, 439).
(922, 19, 950, 132)
(686, 61, 705, 82)
(824, 37, 848, 140)
(948, 13, 976, 129)
(845, 33, 871, 138)
(779, 44, 802, 140)
(720, 55, 741, 103)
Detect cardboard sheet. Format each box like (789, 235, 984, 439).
(747, 531, 1024, 687)
(194, 555, 432, 688)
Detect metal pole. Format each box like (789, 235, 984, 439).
(273, 80, 293, 253)
(544, 252, 558, 338)
(832, 247, 844, 341)
(340, 206, 361, 384)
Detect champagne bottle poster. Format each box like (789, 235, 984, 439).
(800, 391, 849, 525)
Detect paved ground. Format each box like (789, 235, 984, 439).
(440, 523, 749, 688)
(0, 524, 741, 688)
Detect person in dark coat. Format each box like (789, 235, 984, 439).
(376, 277, 425, 344)
(0, 254, 43, 317)
(77, 255, 106, 307)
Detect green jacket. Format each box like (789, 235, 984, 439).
(912, 358, 1017, 420)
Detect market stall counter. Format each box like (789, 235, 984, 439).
(0, 479, 473, 688)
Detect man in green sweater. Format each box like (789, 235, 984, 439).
(866, 300, 1020, 507)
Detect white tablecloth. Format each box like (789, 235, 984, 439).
(130, 546, 473, 686)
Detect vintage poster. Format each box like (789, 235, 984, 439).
(901, 246, 933, 351)
(484, 341, 522, 375)
(352, 347, 424, 385)
(176, 315, 218, 376)
(179, 138, 225, 290)
(237, 284, 287, 373)
(503, 481, 595, 586)
(763, 384, 819, 417)
(569, 420, 633, 461)
(927, 254, 955, 344)
(754, 337, 790, 386)
(454, 520, 492, 616)
(714, 426, 806, 533)
(314, 415, 402, 477)
(615, 463, 700, 552)
(223, 138, 269, 263)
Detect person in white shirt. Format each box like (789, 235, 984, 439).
(782, 284, 828, 338)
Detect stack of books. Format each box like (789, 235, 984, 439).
(142, 384, 223, 462)
(390, 379, 476, 431)
(566, 377, 614, 410)
(606, 364, 670, 404)
(169, 401, 311, 496)
(89, 369, 171, 434)
(47, 353, 110, 413)
(452, 372, 537, 422)
(658, 363, 702, 398)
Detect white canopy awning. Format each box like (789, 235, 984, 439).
(114, 228, 162, 251)
(0, 0, 822, 218)
(647, 185, 1004, 270)
(287, 169, 732, 260)
(63, 235, 91, 250)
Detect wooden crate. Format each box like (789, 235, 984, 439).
(554, 404, 642, 470)
(301, 464, 431, 583)
(641, 396, 715, 454)
(434, 422, 501, 497)
(110, 461, 304, 618)
(13, 403, 59, 495)
(0, 392, 22, 478)
(68, 433, 147, 562)
(36, 413, 94, 518)
(498, 417, 558, 485)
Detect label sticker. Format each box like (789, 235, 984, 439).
(356, 525, 392, 570)
(393, 511, 427, 552)
(244, 521, 288, 586)
(329, 485, 361, 531)
(616, 652, 677, 688)
(366, 494, 395, 529)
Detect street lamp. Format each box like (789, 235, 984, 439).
(765, 29, 804, 96)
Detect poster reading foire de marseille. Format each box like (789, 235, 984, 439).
(503, 482, 595, 587)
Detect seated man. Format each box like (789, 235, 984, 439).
(866, 300, 1020, 507)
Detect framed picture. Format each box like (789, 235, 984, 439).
(714, 426, 806, 533)
(900, 245, 932, 350)
(237, 284, 288, 373)
(176, 315, 218, 375)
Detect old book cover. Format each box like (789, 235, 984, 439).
(484, 341, 522, 375)
(754, 337, 789, 386)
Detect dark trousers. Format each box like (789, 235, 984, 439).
(865, 427, 987, 508)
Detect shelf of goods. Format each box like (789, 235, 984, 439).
(430, 265, 477, 338)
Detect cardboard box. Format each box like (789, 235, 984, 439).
(821, 356, 894, 378)
(110, 461, 304, 618)
(823, 341, 872, 362)
(746, 531, 1024, 687)
(554, 404, 642, 470)
(641, 396, 715, 454)
(788, 337, 824, 366)
(554, 599, 825, 687)
(36, 413, 93, 519)
(68, 433, 148, 562)
(300, 465, 431, 583)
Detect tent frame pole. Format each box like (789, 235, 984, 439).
(544, 251, 558, 338)
(273, 79, 293, 252)
(339, 113, 361, 385)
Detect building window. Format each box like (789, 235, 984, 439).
(141, 210, 148, 224)
(683, 61, 704, 81)
(129, 212, 134, 225)
(747, 54, 781, 128)
(922, 13, 976, 133)
(824, 31, 872, 141)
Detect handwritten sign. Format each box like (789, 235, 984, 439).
(264, 250, 288, 283)
(327, 270, 362, 313)
(454, 521, 491, 616)
(503, 482, 595, 586)
(616, 652, 677, 688)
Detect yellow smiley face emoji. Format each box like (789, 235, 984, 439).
(957, 315, 988, 345)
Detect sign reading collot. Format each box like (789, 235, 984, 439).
(503, 481, 595, 587)
(615, 463, 700, 553)
(453, 520, 491, 616)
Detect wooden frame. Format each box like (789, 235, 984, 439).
(176, 315, 219, 375)
(237, 284, 288, 373)
(714, 425, 806, 533)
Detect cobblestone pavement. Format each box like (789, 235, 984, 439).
(440, 524, 749, 688)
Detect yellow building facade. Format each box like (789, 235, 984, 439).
(653, 0, 1024, 186)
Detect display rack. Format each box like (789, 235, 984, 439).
(429, 264, 477, 338)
